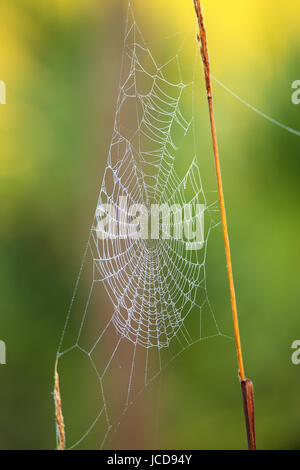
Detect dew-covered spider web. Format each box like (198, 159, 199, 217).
(54, 0, 300, 450)
(55, 0, 300, 450)
(55, 4, 224, 450)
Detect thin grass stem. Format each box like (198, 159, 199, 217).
(193, 0, 256, 450)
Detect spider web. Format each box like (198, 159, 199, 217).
(56, 5, 223, 450)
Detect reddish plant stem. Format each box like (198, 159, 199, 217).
(193, 0, 256, 450)
(54, 358, 65, 450)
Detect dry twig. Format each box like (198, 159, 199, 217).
(54, 358, 65, 450)
(193, 0, 256, 450)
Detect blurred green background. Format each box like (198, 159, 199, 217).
(0, 0, 300, 449)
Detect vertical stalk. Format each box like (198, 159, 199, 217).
(193, 0, 256, 450)
(54, 358, 65, 450)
